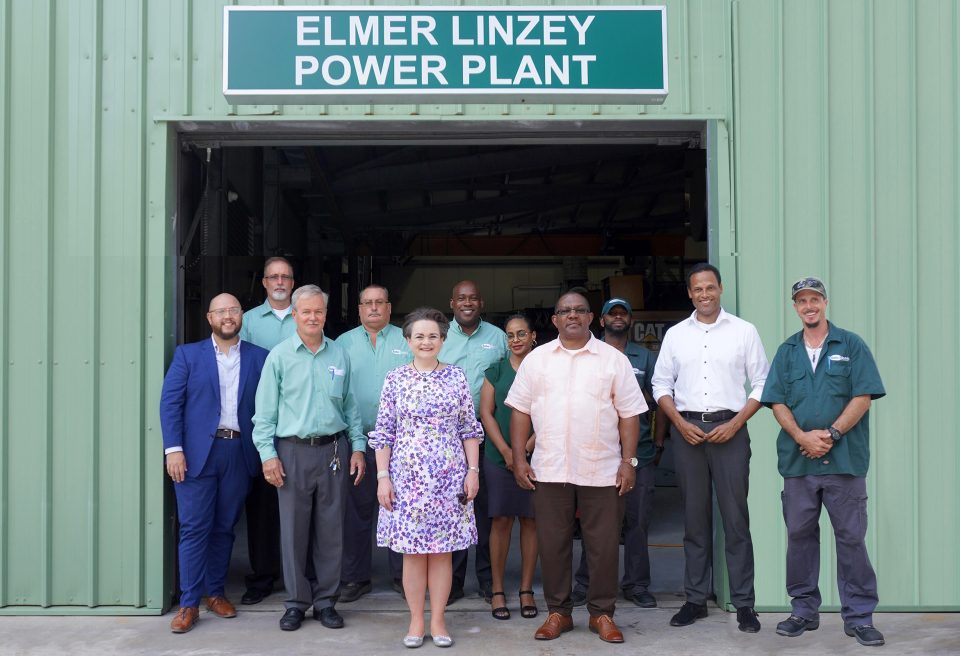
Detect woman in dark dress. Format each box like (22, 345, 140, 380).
(478, 313, 538, 621)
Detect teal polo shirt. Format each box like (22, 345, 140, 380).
(439, 319, 508, 411)
(761, 322, 885, 478)
(622, 341, 658, 467)
(252, 333, 365, 461)
(335, 323, 412, 434)
(239, 299, 297, 351)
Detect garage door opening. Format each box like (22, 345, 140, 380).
(173, 125, 710, 607)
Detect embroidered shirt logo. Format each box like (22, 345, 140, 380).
(828, 355, 850, 362)
(481, 343, 495, 349)
(391, 349, 405, 355)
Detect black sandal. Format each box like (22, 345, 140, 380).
(519, 590, 538, 618)
(490, 592, 510, 620)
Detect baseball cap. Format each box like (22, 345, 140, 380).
(791, 277, 827, 300)
(601, 297, 633, 315)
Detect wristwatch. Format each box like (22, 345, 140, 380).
(827, 426, 843, 442)
(622, 457, 639, 467)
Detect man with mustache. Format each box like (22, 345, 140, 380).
(507, 291, 647, 644)
(762, 277, 886, 647)
(438, 280, 507, 604)
(160, 293, 269, 633)
(237, 257, 298, 606)
(336, 284, 412, 601)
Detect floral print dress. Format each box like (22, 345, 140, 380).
(369, 364, 483, 554)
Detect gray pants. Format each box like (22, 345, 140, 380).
(574, 462, 656, 594)
(671, 420, 755, 607)
(782, 474, 878, 627)
(276, 438, 347, 611)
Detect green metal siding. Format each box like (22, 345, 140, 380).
(0, 0, 956, 613)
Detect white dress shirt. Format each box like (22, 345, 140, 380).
(164, 336, 241, 456)
(651, 308, 769, 412)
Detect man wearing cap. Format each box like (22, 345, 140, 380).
(160, 293, 269, 633)
(761, 277, 886, 647)
(252, 285, 366, 632)
(571, 297, 663, 610)
(651, 262, 769, 633)
(439, 280, 508, 604)
(238, 256, 298, 605)
(335, 284, 411, 601)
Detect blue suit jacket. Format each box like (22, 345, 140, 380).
(159, 338, 269, 478)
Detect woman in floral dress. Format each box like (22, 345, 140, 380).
(371, 307, 483, 648)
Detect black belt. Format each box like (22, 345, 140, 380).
(284, 432, 340, 447)
(680, 410, 736, 423)
(214, 428, 241, 439)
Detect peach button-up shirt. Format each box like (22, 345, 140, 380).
(505, 335, 648, 487)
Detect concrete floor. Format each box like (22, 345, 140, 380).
(3, 476, 958, 654)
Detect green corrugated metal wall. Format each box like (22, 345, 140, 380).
(0, 0, 956, 614)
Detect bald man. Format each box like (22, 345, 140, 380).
(160, 293, 270, 633)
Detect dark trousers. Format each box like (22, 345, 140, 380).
(671, 420, 755, 607)
(783, 474, 878, 627)
(341, 447, 402, 583)
(244, 474, 282, 594)
(174, 438, 251, 608)
(452, 449, 491, 592)
(575, 462, 656, 594)
(276, 438, 347, 611)
(535, 482, 625, 617)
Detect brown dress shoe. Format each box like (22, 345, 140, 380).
(170, 607, 199, 633)
(205, 596, 237, 618)
(589, 614, 625, 643)
(534, 612, 574, 640)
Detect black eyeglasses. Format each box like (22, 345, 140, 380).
(264, 274, 293, 282)
(555, 307, 590, 317)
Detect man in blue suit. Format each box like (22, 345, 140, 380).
(160, 293, 269, 633)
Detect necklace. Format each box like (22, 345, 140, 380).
(412, 360, 440, 375)
(804, 333, 827, 366)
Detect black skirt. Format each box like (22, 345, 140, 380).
(484, 460, 534, 519)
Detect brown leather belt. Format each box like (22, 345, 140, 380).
(214, 428, 241, 439)
(680, 410, 736, 423)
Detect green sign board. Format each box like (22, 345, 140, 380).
(223, 6, 667, 105)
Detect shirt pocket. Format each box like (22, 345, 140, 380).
(327, 366, 346, 399)
(785, 368, 807, 407)
(824, 362, 852, 397)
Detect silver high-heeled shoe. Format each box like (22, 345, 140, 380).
(432, 635, 454, 648)
(403, 635, 424, 648)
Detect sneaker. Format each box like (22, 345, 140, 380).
(845, 624, 885, 647)
(736, 607, 761, 633)
(670, 602, 708, 627)
(776, 614, 820, 637)
(570, 588, 587, 607)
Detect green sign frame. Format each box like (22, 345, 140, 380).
(223, 6, 668, 105)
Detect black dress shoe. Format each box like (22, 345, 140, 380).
(314, 606, 344, 629)
(845, 624, 885, 646)
(625, 589, 657, 608)
(446, 587, 464, 606)
(241, 587, 270, 605)
(570, 588, 587, 607)
(279, 608, 304, 631)
(339, 581, 372, 603)
(670, 602, 708, 627)
(736, 607, 761, 633)
(776, 614, 820, 637)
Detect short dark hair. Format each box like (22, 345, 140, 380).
(503, 312, 532, 331)
(554, 291, 591, 314)
(686, 262, 721, 288)
(402, 307, 450, 339)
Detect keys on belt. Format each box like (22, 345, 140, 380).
(214, 428, 241, 439)
(679, 410, 736, 423)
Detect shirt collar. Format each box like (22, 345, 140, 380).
(549, 333, 599, 354)
(211, 335, 240, 356)
(294, 333, 328, 353)
(259, 299, 291, 316)
(452, 318, 485, 337)
(685, 307, 731, 327)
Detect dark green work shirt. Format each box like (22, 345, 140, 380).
(761, 322, 885, 477)
(622, 342, 658, 467)
(483, 357, 518, 469)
